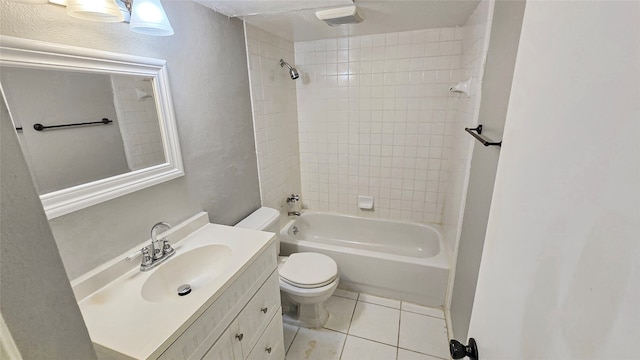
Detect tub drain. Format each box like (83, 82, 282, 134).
(177, 284, 192, 296)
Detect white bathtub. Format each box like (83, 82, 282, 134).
(279, 211, 449, 308)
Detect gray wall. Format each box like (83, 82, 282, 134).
(1, 95, 97, 360)
(450, 0, 526, 341)
(0, 0, 261, 279)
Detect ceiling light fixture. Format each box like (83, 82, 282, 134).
(66, 0, 124, 23)
(7, 0, 174, 36)
(128, 0, 174, 36)
(6, 0, 49, 3)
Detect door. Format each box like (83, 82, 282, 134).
(464, 1, 639, 359)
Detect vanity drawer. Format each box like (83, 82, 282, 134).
(237, 270, 280, 356)
(246, 310, 285, 360)
(200, 321, 242, 360)
(157, 244, 277, 360)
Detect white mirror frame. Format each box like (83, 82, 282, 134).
(0, 36, 184, 219)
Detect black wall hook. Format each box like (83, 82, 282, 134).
(450, 338, 479, 360)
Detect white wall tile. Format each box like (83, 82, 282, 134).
(246, 25, 302, 216)
(442, 0, 493, 256)
(295, 27, 461, 223)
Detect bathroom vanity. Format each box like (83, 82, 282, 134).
(73, 213, 285, 360)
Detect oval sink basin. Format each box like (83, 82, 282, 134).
(141, 244, 233, 302)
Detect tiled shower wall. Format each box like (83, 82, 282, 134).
(294, 28, 463, 223)
(442, 1, 494, 253)
(111, 75, 164, 171)
(245, 25, 302, 213)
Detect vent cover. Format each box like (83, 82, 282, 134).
(315, 5, 364, 26)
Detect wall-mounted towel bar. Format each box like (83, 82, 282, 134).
(464, 124, 502, 147)
(33, 118, 113, 131)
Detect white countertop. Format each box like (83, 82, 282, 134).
(76, 217, 274, 359)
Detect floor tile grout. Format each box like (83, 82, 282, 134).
(284, 325, 299, 356)
(396, 302, 402, 358)
(338, 292, 359, 359)
(397, 345, 450, 360)
(285, 291, 448, 360)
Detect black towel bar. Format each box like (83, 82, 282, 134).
(464, 125, 501, 147)
(33, 118, 113, 132)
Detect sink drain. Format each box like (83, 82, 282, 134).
(177, 284, 192, 296)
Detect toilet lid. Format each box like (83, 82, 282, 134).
(279, 253, 338, 289)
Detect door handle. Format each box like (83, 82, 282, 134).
(449, 338, 478, 360)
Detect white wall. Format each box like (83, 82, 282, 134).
(294, 28, 463, 223)
(468, 1, 640, 358)
(0, 0, 261, 279)
(245, 24, 302, 215)
(1, 97, 96, 360)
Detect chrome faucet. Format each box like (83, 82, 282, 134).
(126, 221, 175, 271)
(288, 211, 301, 216)
(151, 221, 172, 260)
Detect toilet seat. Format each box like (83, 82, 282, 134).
(278, 253, 338, 289)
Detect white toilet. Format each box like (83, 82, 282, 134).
(235, 207, 339, 328)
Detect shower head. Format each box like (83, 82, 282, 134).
(280, 59, 299, 80)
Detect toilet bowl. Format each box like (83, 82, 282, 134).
(235, 207, 339, 328)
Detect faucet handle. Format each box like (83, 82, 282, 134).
(286, 194, 300, 203)
(126, 248, 144, 261)
(162, 239, 174, 255)
(126, 246, 152, 264)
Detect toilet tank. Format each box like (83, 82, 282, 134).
(235, 207, 281, 252)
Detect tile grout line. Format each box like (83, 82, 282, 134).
(284, 291, 448, 359)
(339, 292, 360, 360)
(400, 301, 446, 319)
(396, 344, 450, 360)
(397, 303, 402, 360)
(284, 325, 300, 356)
(344, 333, 398, 350)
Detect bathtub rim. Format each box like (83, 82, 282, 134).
(279, 210, 450, 270)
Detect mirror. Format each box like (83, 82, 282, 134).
(0, 36, 184, 219)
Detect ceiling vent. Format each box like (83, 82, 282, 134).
(315, 5, 364, 26)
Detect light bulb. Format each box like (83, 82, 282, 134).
(129, 0, 174, 36)
(66, 0, 124, 23)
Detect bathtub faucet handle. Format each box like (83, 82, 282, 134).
(286, 194, 300, 203)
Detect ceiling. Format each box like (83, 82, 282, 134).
(194, 0, 481, 42)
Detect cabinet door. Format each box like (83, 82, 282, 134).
(237, 271, 280, 356)
(202, 321, 243, 360)
(246, 311, 285, 360)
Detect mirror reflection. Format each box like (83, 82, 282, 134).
(1, 67, 165, 195)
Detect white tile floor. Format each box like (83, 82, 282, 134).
(283, 290, 449, 360)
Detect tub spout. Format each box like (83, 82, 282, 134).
(288, 211, 301, 216)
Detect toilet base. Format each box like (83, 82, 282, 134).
(282, 305, 329, 328)
(281, 293, 330, 328)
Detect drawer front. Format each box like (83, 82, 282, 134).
(246, 311, 285, 360)
(201, 321, 242, 360)
(237, 271, 281, 356)
(158, 244, 277, 360)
